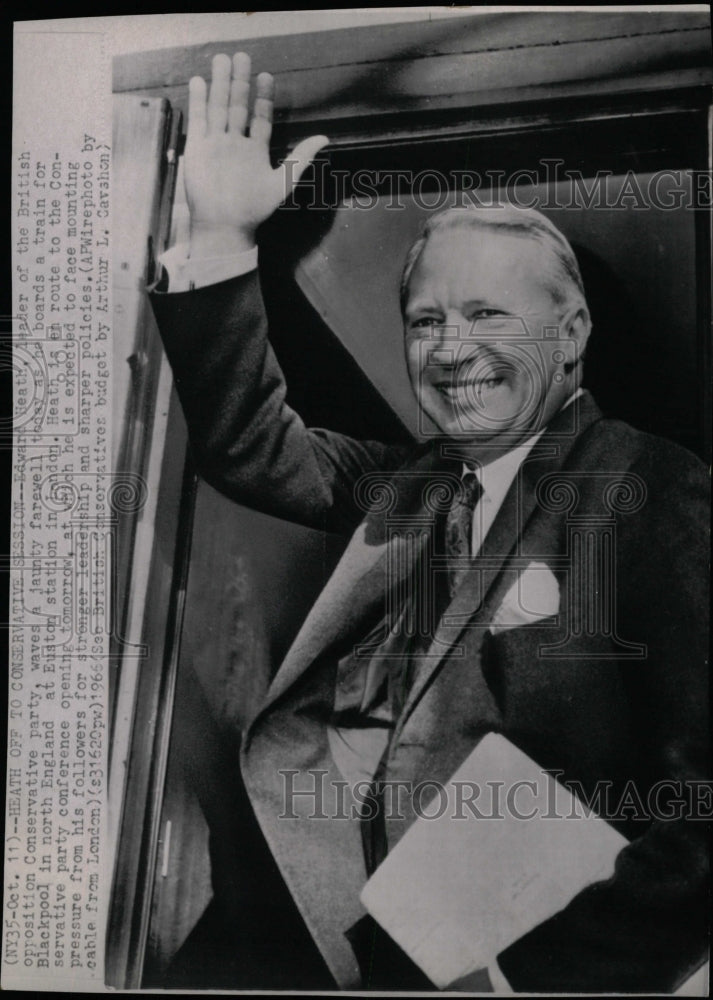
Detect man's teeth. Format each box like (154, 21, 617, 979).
(438, 378, 501, 392)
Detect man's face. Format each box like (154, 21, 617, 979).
(403, 227, 585, 452)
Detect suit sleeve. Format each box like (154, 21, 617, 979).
(149, 271, 412, 534)
(497, 438, 710, 993)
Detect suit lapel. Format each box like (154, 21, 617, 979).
(399, 391, 602, 721)
(246, 444, 453, 734)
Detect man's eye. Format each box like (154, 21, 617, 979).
(472, 309, 506, 319)
(411, 317, 439, 328)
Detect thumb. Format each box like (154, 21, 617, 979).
(278, 134, 330, 198)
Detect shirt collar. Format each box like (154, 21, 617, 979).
(461, 388, 584, 504)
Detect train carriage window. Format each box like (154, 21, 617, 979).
(107, 11, 711, 989)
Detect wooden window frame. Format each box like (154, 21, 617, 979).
(106, 13, 712, 988)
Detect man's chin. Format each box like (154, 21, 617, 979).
(428, 400, 544, 443)
(432, 424, 501, 451)
(430, 416, 540, 456)
(433, 415, 512, 442)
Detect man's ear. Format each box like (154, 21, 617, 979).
(561, 302, 592, 368)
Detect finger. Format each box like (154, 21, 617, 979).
(249, 71, 275, 145)
(228, 51, 251, 134)
(278, 134, 330, 198)
(187, 75, 207, 141)
(207, 53, 231, 133)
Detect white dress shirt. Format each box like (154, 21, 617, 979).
(157, 241, 257, 291)
(469, 434, 541, 554)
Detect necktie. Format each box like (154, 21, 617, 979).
(357, 473, 483, 886)
(359, 470, 484, 872)
(389, 469, 484, 714)
(445, 470, 483, 596)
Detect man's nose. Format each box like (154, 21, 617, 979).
(428, 310, 475, 366)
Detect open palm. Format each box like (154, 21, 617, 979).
(184, 52, 329, 251)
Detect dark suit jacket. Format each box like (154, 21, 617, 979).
(151, 270, 710, 993)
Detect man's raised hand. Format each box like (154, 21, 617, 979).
(184, 52, 329, 257)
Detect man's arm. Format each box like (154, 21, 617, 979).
(150, 269, 410, 533)
(149, 53, 411, 532)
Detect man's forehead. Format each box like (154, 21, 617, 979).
(420, 224, 544, 262)
(408, 226, 554, 296)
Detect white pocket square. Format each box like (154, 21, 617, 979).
(490, 561, 560, 634)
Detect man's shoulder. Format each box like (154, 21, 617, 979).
(558, 415, 708, 577)
(569, 412, 708, 486)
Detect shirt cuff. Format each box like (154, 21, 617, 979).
(489, 959, 513, 993)
(155, 241, 258, 292)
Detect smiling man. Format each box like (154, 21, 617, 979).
(149, 53, 709, 993)
(401, 207, 591, 452)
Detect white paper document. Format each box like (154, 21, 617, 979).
(361, 733, 628, 988)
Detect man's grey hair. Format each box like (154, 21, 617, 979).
(399, 204, 587, 314)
